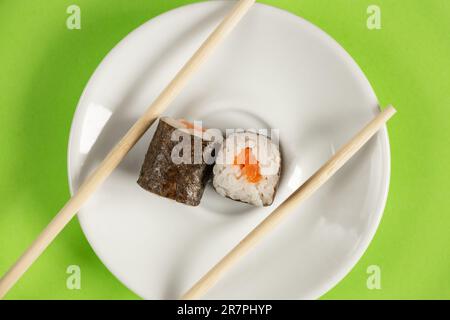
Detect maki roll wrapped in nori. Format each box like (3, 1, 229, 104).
(137, 117, 220, 206)
(213, 131, 281, 206)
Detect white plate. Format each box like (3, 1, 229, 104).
(68, 1, 390, 299)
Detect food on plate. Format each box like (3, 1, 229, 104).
(212, 131, 281, 206)
(137, 117, 218, 206)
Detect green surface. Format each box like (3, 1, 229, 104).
(0, 0, 449, 300)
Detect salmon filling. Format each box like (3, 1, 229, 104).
(180, 119, 206, 132)
(234, 147, 262, 183)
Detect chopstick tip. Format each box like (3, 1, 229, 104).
(384, 105, 397, 116)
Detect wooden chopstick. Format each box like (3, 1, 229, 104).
(181, 105, 397, 300)
(0, 0, 256, 299)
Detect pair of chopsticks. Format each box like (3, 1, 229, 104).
(0, 0, 396, 299)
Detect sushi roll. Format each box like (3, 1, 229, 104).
(137, 117, 219, 206)
(213, 131, 281, 206)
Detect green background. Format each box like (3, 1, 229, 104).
(0, 0, 449, 300)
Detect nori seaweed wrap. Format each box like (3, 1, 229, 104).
(137, 117, 219, 206)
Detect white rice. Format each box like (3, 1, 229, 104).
(213, 131, 281, 206)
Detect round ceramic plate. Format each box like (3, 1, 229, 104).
(68, 1, 390, 299)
